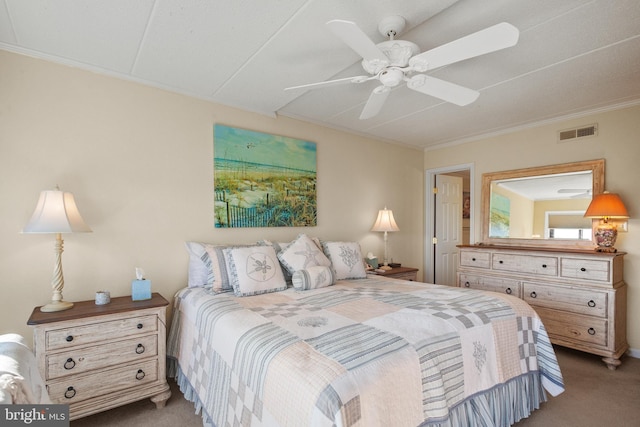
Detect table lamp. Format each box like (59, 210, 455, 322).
(22, 187, 92, 312)
(371, 207, 399, 266)
(584, 191, 628, 252)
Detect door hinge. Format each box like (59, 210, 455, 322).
(432, 187, 438, 194)
(432, 237, 438, 244)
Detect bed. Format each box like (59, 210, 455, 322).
(0, 333, 51, 405)
(167, 264, 564, 426)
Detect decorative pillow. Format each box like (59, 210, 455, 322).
(203, 244, 251, 293)
(292, 266, 336, 291)
(258, 240, 294, 286)
(322, 241, 367, 280)
(224, 246, 288, 297)
(184, 242, 214, 287)
(277, 234, 331, 274)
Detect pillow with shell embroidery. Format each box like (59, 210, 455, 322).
(321, 241, 367, 280)
(277, 233, 331, 274)
(224, 246, 287, 297)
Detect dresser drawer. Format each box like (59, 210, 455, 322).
(523, 282, 607, 318)
(561, 258, 610, 282)
(48, 359, 158, 404)
(535, 307, 607, 347)
(459, 273, 520, 296)
(46, 334, 158, 380)
(46, 314, 158, 351)
(492, 253, 558, 276)
(459, 250, 491, 269)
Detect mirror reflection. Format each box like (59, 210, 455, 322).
(481, 159, 605, 248)
(489, 171, 593, 239)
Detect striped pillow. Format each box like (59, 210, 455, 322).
(292, 266, 336, 290)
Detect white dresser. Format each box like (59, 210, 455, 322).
(457, 245, 627, 370)
(27, 293, 172, 420)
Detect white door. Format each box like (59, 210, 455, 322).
(434, 174, 463, 286)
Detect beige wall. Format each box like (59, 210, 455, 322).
(425, 104, 640, 353)
(0, 50, 424, 340)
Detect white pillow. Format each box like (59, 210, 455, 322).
(224, 246, 288, 297)
(184, 242, 214, 287)
(292, 266, 336, 290)
(277, 234, 331, 274)
(204, 244, 251, 293)
(322, 241, 367, 280)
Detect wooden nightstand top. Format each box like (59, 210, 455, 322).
(370, 267, 418, 277)
(27, 293, 169, 325)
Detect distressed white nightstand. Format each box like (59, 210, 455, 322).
(27, 293, 171, 420)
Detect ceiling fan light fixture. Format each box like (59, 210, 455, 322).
(376, 40, 420, 66)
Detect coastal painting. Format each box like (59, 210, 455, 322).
(214, 124, 317, 228)
(490, 192, 510, 237)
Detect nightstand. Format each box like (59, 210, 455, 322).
(27, 293, 171, 420)
(370, 267, 419, 281)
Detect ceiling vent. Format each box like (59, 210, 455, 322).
(558, 124, 598, 142)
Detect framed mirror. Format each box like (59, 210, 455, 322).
(481, 159, 604, 248)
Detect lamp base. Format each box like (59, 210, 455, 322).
(593, 222, 618, 253)
(40, 300, 74, 312)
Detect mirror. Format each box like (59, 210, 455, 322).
(481, 159, 604, 248)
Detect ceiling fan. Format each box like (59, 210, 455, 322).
(558, 189, 592, 198)
(285, 16, 519, 119)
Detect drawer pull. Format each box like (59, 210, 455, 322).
(464, 282, 470, 288)
(588, 328, 596, 335)
(64, 358, 76, 370)
(530, 291, 537, 298)
(135, 344, 145, 354)
(505, 287, 512, 295)
(65, 335, 74, 342)
(588, 300, 596, 308)
(136, 369, 146, 380)
(498, 260, 504, 264)
(64, 386, 76, 399)
(137, 323, 143, 329)
(471, 257, 476, 261)
(580, 267, 587, 272)
(541, 264, 547, 268)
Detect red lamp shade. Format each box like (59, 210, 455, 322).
(584, 192, 629, 219)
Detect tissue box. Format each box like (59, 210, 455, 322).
(366, 257, 379, 268)
(131, 279, 151, 301)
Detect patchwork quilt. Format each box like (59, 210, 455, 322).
(167, 277, 564, 427)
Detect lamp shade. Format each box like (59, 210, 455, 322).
(371, 208, 400, 232)
(584, 192, 629, 219)
(23, 190, 92, 234)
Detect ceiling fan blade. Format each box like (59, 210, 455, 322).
(326, 19, 389, 64)
(285, 75, 371, 91)
(407, 74, 479, 106)
(558, 189, 589, 193)
(359, 86, 390, 120)
(409, 22, 519, 72)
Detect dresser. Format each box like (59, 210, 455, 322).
(457, 245, 627, 370)
(27, 293, 171, 420)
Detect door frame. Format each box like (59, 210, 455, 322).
(424, 163, 476, 284)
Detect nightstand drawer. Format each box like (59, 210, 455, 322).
(46, 314, 158, 350)
(523, 282, 607, 318)
(48, 359, 158, 404)
(561, 258, 610, 282)
(46, 334, 158, 380)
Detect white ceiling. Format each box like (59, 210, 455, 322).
(2, 0, 640, 150)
